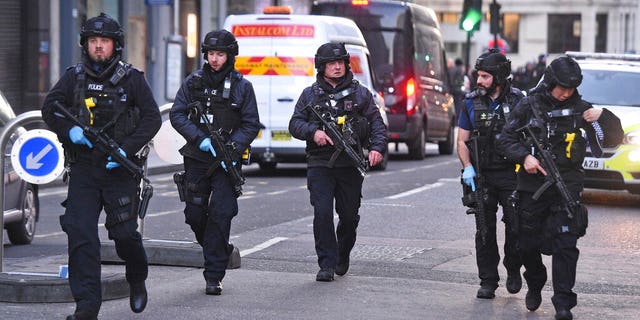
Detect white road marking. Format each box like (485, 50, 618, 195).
(385, 182, 444, 199)
(240, 237, 288, 257)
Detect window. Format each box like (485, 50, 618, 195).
(548, 14, 581, 53)
(502, 13, 519, 53)
(595, 14, 607, 53)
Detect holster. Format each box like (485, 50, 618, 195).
(137, 184, 153, 219)
(173, 171, 187, 202)
(571, 204, 588, 237)
(505, 190, 520, 235)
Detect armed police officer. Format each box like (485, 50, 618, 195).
(498, 56, 623, 320)
(170, 30, 260, 295)
(289, 43, 387, 282)
(42, 13, 161, 319)
(457, 49, 524, 299)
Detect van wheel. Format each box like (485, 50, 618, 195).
(7, 184, 38, 245)
(408, 129, 426, 160)
(259, 162, 277, 172)
(438, 121, 455, 155)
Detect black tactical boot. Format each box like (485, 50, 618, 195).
(129, 281, 148, 313)
(335, 257, 350, 276)
(506, 272, 522, 294)
(476, 285, 497, 299)
(525, 289, 542, 311)
(555, 309, 573, 320)
(206, 280, 222, 295)
(316, 268, 335, 282)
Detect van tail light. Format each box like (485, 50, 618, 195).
(406, 77, 417, 116)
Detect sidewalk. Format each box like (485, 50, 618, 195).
(0, 149, 183, 303)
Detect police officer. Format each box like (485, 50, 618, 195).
(42, 13, 161, 320)
(457, 49, 524, 299)
(498, 56, 623, 320)
(170, 30, 260, 295)
(289, 43, 387, 282)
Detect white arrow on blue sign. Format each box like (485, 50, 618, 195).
(10, 129, 65, 184)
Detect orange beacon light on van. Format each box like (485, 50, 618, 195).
(263, 6, 293, 14)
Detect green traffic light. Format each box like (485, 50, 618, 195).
(462, 9, 482, 32)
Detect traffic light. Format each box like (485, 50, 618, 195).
(460, 0, 482, 32)
(490, 2, 502, 35)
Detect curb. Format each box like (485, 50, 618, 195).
(0, 272, 128, 303)
(101, 240, 241, 269)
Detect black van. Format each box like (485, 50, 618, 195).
(312, 0, 456, 159)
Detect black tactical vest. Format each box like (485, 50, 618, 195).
(308, 81, 368, 155)
(73, 62, 139, 143)
(188, 71, 241, 135)
(530, 96, 588, 168)
(470, 88, 521, 169)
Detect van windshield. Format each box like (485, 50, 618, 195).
(312, 3, 409, 89)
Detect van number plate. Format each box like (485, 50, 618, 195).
(582, 158, 604, 170)
(272, 130, 292, 141)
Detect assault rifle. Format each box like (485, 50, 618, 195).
(461, 135, 488, 245)
(53, 101, 153, 218)
(189, 102, 244, 198)
(518, 122, 588, 236)
(305, 104, 369, 177)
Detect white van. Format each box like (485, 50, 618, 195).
(223, 8, 386, 171)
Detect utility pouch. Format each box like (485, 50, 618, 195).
(173, 171, 186, 202)
(137, 184, 153, 219)
(571, 204, 588, 237)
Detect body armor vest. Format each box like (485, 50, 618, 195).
(308, 81, 369, 156)
(530, 96, 587, 168)
(470, 88, 520, 169)
(73, 62, 139, 144)
(188, 71, 241, 136)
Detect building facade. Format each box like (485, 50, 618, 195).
(0, 0, 638, 113)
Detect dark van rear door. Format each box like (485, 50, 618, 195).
(312, 1, 453, 137)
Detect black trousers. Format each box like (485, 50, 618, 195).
(475, 170, 522, 288)
(518, 189, 581, 312)
(307, 166, 363, 269)
(183, 157, 238, 282)
(60, 162, 147, 313)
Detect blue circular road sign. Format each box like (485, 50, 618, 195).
(10, 129, 65, 184)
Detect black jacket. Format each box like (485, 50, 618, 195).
(170, 68, 260, 162)
(498, 89, 623, 192)
(289, 77, 387, 168)
(42, 60, 161, 165)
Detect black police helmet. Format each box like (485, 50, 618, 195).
(80, 13, 124, 52)
(474, 48, 511, 85)
(314, 42, 350, 71)
(201, 30, 239, 59)
(544, 56, 583, 88)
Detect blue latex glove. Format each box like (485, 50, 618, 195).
(106, 148, 127, 170)
(462, 165, 476, 192)
(68, 126, 93, 148)
(199, 138, 217, 157)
